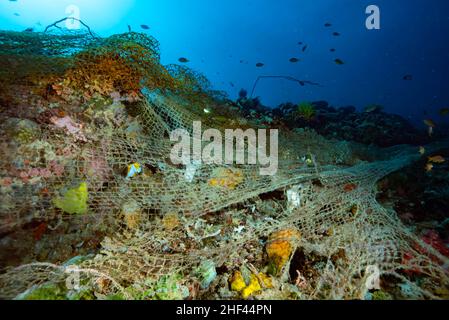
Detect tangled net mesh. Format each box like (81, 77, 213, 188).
(0, 28, 448, 300)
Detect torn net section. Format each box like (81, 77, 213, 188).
(0, 30, 448, 300)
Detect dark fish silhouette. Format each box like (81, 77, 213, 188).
(302, 45, 308, 52)
(229, 82, 235, 87)
(333, 32, 341, 36)
(14, 13, 20, 16)
(128, 25, 132, 32)
(140, 24, 150, 30)
(324, 23, 332, 27)
(299, 80, 320, 86)
(298, 42, 303, 45)
(334, 58, 344, 65)
(178, 57, 189, 63)
(24, 28, 34, 32)
(403, 75, 413, 80)
(256, 62, 264, 67)
(289, 57, 300, 63)
(330, 48, 336, 52)
(239, 89, 248, 98)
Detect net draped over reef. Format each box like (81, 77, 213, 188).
(0, 28, 448, 300)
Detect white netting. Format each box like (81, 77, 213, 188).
(0, 30, 448, 300)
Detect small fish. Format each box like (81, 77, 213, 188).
(24, 28, 34, 32)
(332, 32, 341, 36)
(334, 58, 344, 65)
(302, 45, 308, 52)
(423, 119, 436, 128)
(330, 48, 336, 52)
(439, 108, 449, 116)
(128, 25, 132, 32)
(289, 57, 300, 63)
(425, 163, 433, 172)
(364, 104, 383, 113)
(178, 57, 189, 63)
(324, 23, 332, 27)
(428, 155, 445, 164)
(256, 62, 264, 67)
(403, 75, 413, 81)
(140, 24, 150, 30)
(14, 13, 20, 16)
(298, 42, 303, 45)
(419, 146, 426, 155)
(203, 108, 211, 114)
(126, 163, 142, 179)
(229, 82, 235, 87)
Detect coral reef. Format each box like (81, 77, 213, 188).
(0, 29, 448, 302)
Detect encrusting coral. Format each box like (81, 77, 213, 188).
(265, 228, 301, 276)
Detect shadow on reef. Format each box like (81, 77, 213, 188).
(377, 146, 449, 253)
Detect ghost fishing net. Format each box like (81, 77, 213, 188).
(0, 27, 448, 300)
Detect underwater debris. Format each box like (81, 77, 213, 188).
(286, 185, 302, 210)
(52, 182, 88, 215)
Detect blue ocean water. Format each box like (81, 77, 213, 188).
(1, 0, 448, 127)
